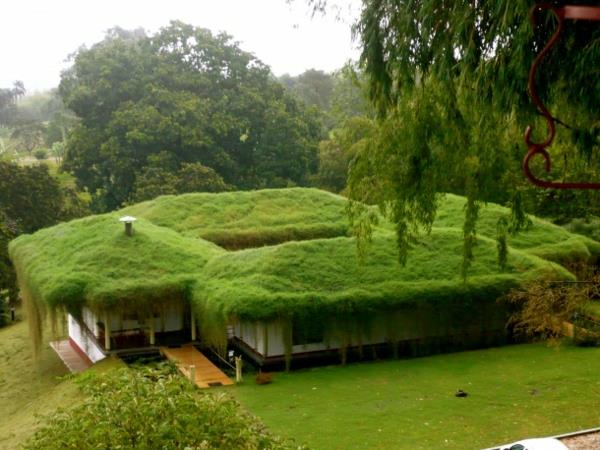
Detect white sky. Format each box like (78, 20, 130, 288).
(1, 0, 361, 93)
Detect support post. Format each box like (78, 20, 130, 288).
(104, 311, 111, 351)
(191, 309, 197, 341)
(149, 315, 155, 346)
(235, 356, 243, 383)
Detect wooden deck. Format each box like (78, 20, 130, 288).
(50, 340, 93, 373)
(160, 344, 234, 388)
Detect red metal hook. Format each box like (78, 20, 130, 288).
(524, 3, 600, 189)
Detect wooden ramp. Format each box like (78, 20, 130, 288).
(160, 344, 234, 388)
(50, 340, 93, 373)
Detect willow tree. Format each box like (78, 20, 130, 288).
(341, 1, 600, 274)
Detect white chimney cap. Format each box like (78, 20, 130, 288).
(119, 216, 137, 223)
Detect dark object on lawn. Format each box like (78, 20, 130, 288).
(455, 389, 468, 397)
(255, 372, 272, 385)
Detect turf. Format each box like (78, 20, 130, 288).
(196, 229, 572, 321)
(9, 213, 224, 311)
(234, 343, 600, 450)
(121, 187, 351, 249)
(433, 194, 600, 262)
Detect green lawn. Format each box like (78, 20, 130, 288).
(234, 343, 600, 450)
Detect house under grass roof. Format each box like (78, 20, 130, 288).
(8, 188, 598, 367)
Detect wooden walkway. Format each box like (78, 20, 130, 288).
(50, 340, 93, 373)
(160, 344, 234, 388)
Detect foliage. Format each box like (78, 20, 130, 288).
(60, 22, 322, 211)
(10, 122, 45, 155)
(504, 270, 600, 342)
(131, 162, 230, 203)
(280, 69, 334, 112)
(235, 342, 600, 449)
(33, 148, 47, 161)
(0, 81, 25, 126)
(0, 161, 90, 322)
(0, 161, 69, 233)
(313, 116, 375, 193)
(24, 365, 295, 450)
(346, 1, 600, 269)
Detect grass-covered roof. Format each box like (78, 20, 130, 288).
(193, 229, 573, 321)
(121, 188, 350, 249)
(9, 214, 223, 312)
(9, 188, 598, 347)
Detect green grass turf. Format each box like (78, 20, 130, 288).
(9, 213, 224, 311)
(433, 194, 600, 262)
(121, 187, 351, 249)
(234, 343, 600, 450)
(9, 188, 590, 329)
(0, 318, 122, 450)
(196, 229, 572, 320)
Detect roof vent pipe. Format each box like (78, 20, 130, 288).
(119, 216, 137, 236)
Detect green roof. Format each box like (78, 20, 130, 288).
(9, 188, 597, 347)
(194, 229, 573, 321)
(121, 188, 350, 249)
(9, 214, 223, 312)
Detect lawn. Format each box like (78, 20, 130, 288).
(235, 343, 600, 450)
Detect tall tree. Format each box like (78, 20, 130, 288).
(60, 22, 321, 211)
(0, 161, 88, 310)
(344, 1, 600, 272)
(0, 81, 25, 126)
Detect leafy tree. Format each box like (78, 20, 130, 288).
(11, 122, 45, 155)
(60, 22, 322, 211)
(0, 81, 25, 126)
(131, 162, 230, 203)
(280, 69, 335, 112)
(24, 365, 300, 450)
(328, 63, 372, 127)
(503, 271, 600, 343)
(314, 116, 375, 193)
(339, 1, 600, 272)
(0, 161, 88, 309)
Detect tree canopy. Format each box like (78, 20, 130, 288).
(343, 1, 600, 272)
(60, 22, 322, 211)
(0, 161, 87, 309)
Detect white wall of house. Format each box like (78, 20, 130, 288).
(234, 308, 503, 359)
(80, 302, 185, 338)
(68, 314, 106, 363)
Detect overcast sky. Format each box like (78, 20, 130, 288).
(1, 0, 361, 93)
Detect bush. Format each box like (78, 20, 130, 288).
(24, 365, 300, 450)
(33, 148, 47, 160)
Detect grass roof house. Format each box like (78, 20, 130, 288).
(9, 188, 598, 367)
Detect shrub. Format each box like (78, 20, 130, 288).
(24, 365, 300, 450)
(33, 148, 47, 160)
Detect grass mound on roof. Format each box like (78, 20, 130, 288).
(432, 194, 600, 264)
(194, 229, 573, 322)
(9, 214, 223, 313)
(121, 187, 350, 249)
